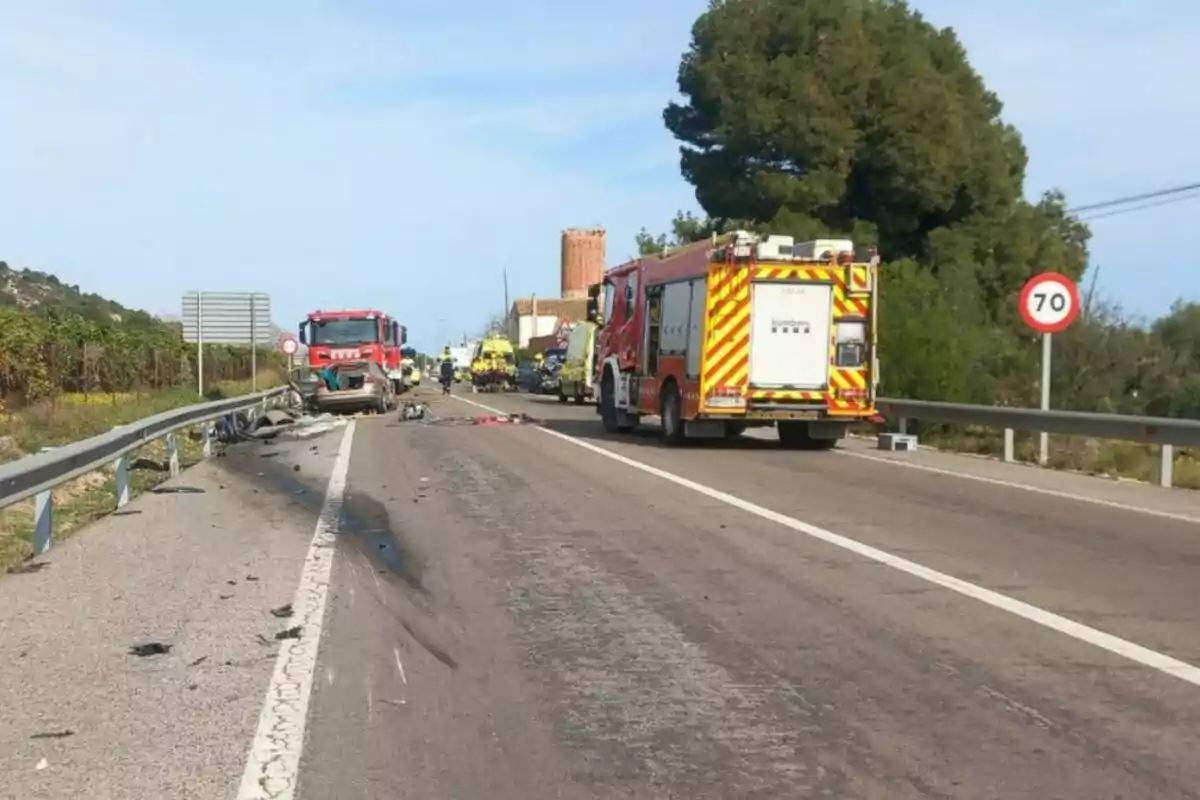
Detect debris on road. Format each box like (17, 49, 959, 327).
(128, 642, 171, 657)
(211, 407, 348, 446)
(275, 626, 303, 641)
(7, 561, 48, 575)
(473, 413, 538, 426)
(30, 730, 74, 740)
(399, 401, 428, 421)
(270, 603, 293, 618)
(188, 656, 207, 667)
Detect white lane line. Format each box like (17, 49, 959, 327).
(450, 394, 1200, 688)
(393, 646, 408, 684)
(236, 420, 356, 800)
(833, 449, 1200, 525)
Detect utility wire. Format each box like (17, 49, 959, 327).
(1067, 181, 1200, 214)
(1079, 190, 1200, 222)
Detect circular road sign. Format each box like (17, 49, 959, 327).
(277, 333, 299, 355)
(1018, 272, 1080, 334)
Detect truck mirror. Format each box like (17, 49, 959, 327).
(391, 321, 399, 343)
(297, 323, 307, 344)
(400, 325, 408, 345)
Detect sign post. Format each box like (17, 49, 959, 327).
(1018, 272, 1081, 465)
(277, 332, 299, 373)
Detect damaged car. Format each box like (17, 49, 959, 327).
(315, 360, 397, 414)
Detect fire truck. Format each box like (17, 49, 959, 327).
(587, 231, 879, 448)
(297, 309, 408, 392)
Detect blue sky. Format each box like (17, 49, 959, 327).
(0, 1, 1197, 354)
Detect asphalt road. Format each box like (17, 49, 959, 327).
(293, 387, 1200, 798)
(5, 387, 1200, 798)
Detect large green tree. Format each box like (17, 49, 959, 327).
(661, 0, 1088, 296)
(643, 0, 1102, 404)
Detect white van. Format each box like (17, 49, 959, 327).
(558, 322, 597, 404)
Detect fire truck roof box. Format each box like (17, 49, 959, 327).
(792, 239, 854, 259)
(755, 235, 794, 261)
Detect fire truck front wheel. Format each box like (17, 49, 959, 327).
(660, 384, 686, 445)
(599, 370, 633, 434)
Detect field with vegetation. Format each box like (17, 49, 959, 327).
(630, 0, 1200, 488)
(0, 260, 287, 569)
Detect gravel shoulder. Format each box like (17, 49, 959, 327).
(0, 428, 341, 800)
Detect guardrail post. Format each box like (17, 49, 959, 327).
(166, 434, 180, 477)
(898, 416, 908, 435)
(201, 423, 212, 459)
(115, 455, 131, 508)
(1003, 429, 1014, 463)
(33, 490, 52, 555)
(1160, 445, 1174, 488)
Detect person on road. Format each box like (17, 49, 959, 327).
(439, 357, 454, 394)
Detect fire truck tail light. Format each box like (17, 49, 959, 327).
(706, 385, 746, 408)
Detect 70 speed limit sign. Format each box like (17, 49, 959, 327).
(1018, 272, 1080, 334)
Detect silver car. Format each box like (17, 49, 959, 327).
(314, 360, 397, 414)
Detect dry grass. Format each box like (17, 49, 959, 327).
(918, 426, 1200, 490)
(0, 371, 283, 572)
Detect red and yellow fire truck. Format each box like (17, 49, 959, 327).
(587, 232, 880, 448)
(298, 309, 408, 392)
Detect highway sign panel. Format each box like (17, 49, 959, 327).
(181, 291, 273, 345)
(277, 333, 298, 355)
(1018, 272, 1079, 334)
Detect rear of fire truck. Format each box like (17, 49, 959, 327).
(591, 232, 879, 449)
(700, 233, 878, 448)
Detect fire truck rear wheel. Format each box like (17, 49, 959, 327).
(660, 384, 685, 445)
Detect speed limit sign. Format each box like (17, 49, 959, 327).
(1018, 272, 1080, 334)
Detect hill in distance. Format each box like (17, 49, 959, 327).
(0, 260, 285, 339)
(0, 260, 157, 326)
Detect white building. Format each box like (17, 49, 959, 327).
(507, 296, 587, 348)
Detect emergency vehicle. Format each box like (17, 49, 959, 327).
(470, 333, 518, 391)
(587, 231, 879, 448)
(298, 309, 408, 393)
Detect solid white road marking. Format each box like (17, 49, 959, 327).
(236, 420, 356, 800)
(833, 449, 1200, 525)
(394, 646, 408, 684)
(451, 394, 1200, 688)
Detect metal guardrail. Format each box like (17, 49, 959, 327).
(876, 397, 1200, 488)
(0, 388, 288, 555)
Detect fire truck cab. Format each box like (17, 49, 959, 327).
(588, 232, 880, 449)
(298, 309, 408, 392)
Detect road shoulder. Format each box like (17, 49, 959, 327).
(0, 433, 339, 800)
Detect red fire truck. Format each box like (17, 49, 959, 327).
(298, 309, 408, 392)
(587, 231, 880, 448)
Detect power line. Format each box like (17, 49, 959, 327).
(1067, 181, 1200, 214)
(1079, 190, 1200, 222)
